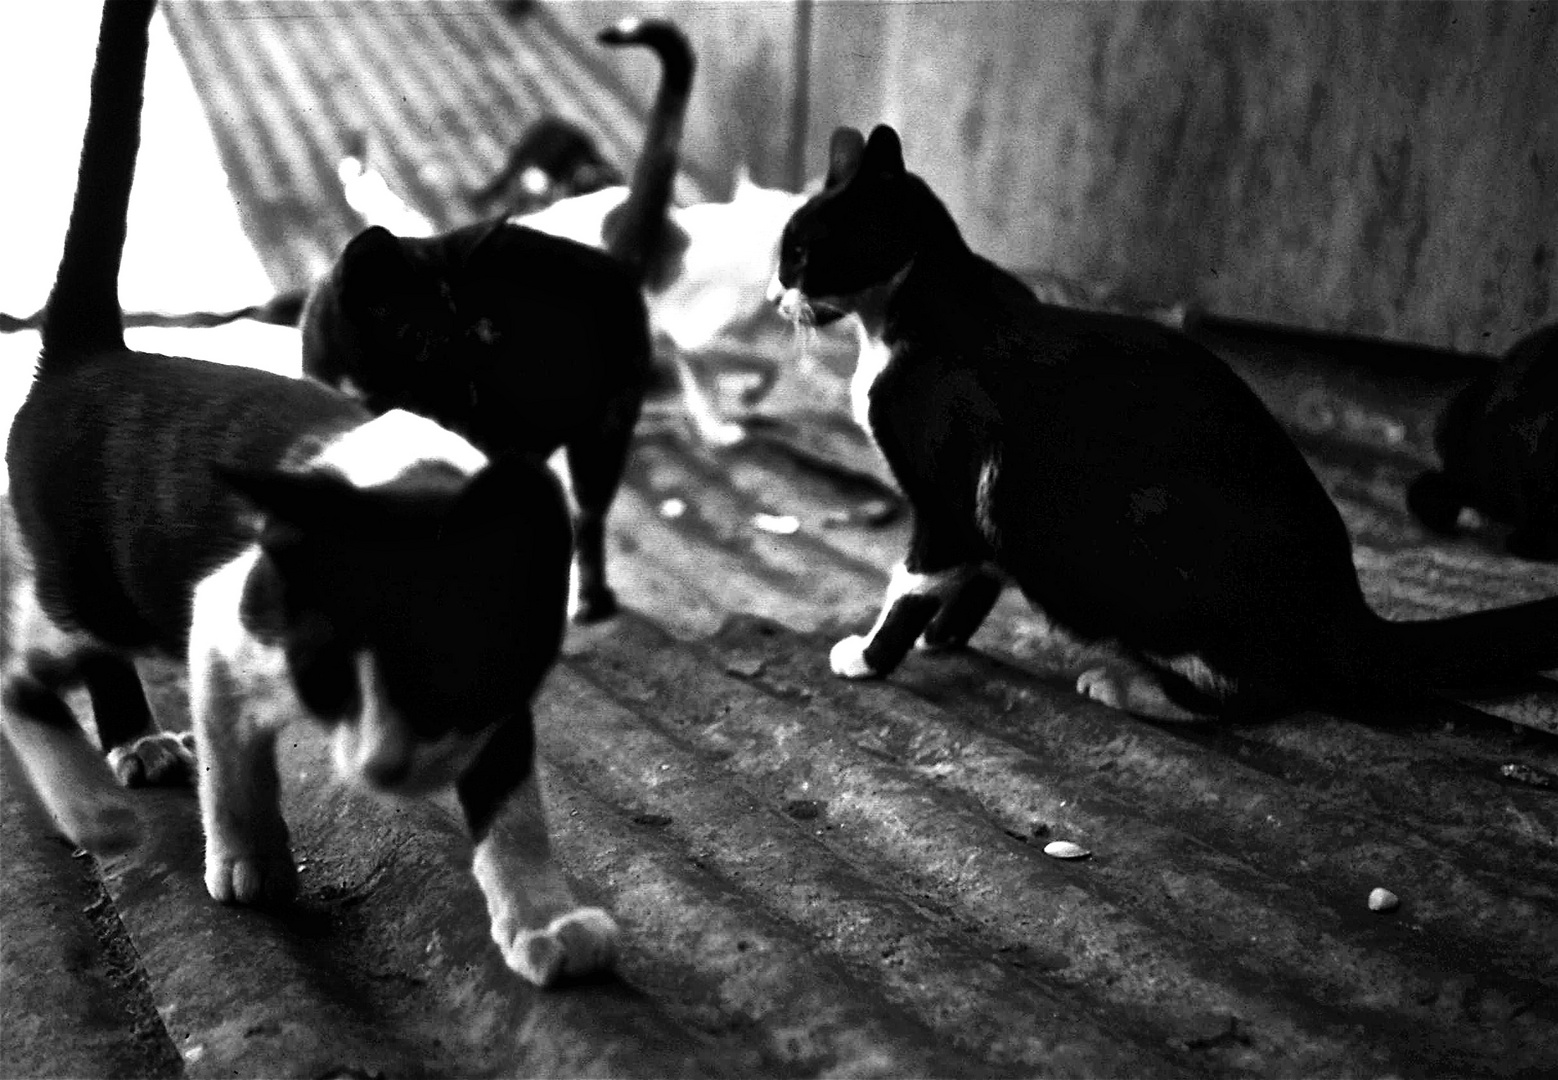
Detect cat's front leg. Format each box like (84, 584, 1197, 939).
(833, 562, 982, 679)
(916, 568, 1005, 653)
(188, 648, 296, 907)
(460, 718, 617, 987)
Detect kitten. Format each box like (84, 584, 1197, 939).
(2, 0, 615, 987)
(300, 18, 692, 622)
(1408, 322, 1558, 560)
(468, 115, 624, 217)
(768, 125, 1558, 720)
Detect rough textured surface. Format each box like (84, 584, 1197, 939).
(4, 320, 1558, 1076)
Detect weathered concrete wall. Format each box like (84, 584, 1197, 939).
(559, 1, 1556, 355)
(813, 0, 1557, 354)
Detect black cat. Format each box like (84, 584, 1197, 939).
(769, 125, 1558, 720)
(301, 18, 694, 623)
(1408, 322, 1558, 560)
(468, 115, 624, 217)
(1, 0, 614, 986)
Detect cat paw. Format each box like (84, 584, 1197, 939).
(107, 731, 197, 788)
(204, 847, 298, 906)
(493, 906, 619, 987)
(830, 635, 880, 679)
(1077, 666, 1205, 722)
(696, 417, 748, 448)
(1076, 667, 1129, 711)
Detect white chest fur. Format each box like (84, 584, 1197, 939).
(851, 329, 895, 432)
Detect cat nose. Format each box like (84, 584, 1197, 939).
(768, 276, 806, 321)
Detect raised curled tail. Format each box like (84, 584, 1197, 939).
(1359, 596, 1558, 695)
(39, 0, 156, 363)
(597, 18, 694, 288)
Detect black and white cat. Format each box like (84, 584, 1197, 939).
(769, 125, 1558, 720)
(1408, 321, 1558, 560)
(300, 18, 694, 622)
(2, 0, 614, 987)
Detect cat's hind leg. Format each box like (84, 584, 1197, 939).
(1, 585, 141, 854)
(670, 346, 748, 448)
(1076, 650, 1241, 723)
(564, 391, 644, 623)
(459, 716, 617, 987)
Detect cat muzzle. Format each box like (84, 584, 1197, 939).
(767, 273, 846, 327)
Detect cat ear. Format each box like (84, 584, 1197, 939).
(340, 226, 413, 307)
(217, 465, 361, 529)
(862, 125, 906, 179)
(825, 127, 866, 189)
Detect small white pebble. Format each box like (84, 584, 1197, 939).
(1368, 887, 1399, 912)
(752, 512, 801, 535)
(1043, 840, 1090, 860)
(658, 497, 688, 519)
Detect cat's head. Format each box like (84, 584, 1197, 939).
(768, 124, 953, 328)
(327, 221, 523, 434)
(223, 447, 571, 795)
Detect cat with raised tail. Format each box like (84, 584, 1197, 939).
(300, 16, 695, 622)
(769, 125, 1558, 720)
(1408, 322, 1558, 561)
(2, 0, 614, 987)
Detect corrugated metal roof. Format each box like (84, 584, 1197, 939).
(161, 0, 716, 293)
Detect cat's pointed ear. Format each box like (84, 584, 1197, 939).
(217, 464, 359, 529)
(340, 226, 413, 306)
(825, 127, 866, 189)
(862, 125, 906, 179)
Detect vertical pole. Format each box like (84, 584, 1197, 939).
(787, 0, 814, 192)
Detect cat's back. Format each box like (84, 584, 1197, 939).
(9, 347, 368, 648)
(887, 255, 1325, 504)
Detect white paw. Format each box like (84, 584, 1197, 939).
(829, 635, 879, 679)
(1076, 667, 1128, 711)
(697, 417, 748, 448)
(494, 906, 619, 987)
(107, 731, 197, 788)
(204, 845, 297, 906)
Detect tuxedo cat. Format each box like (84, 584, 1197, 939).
(1408, 322, 1558, 560)
(769, 125, 1558, 720)
(2, 0, 615, 987)
(300, 18, 694, 622)
(468, 115, 624, 217)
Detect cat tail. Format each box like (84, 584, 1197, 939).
(38, 0, 157, 365)
(1353, 596, 1558, 696)
(596, 18, 694, 288)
